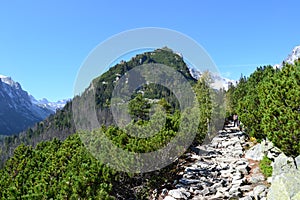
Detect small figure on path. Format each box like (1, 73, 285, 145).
(233, 114, 239, 127)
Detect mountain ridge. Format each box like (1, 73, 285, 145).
(0, 75, 68, 135)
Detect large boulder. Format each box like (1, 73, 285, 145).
(267, 172, 300, 200)
(260, 139, 281, 159)
(168, 188, 191, 199)
(295, 155, 300, 169)
(245, 143, 264, 161)
(272, 153, 297, 177)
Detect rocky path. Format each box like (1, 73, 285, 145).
(156, 124, 269, 200)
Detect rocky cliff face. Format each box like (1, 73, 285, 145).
(0, 75, 54, 135)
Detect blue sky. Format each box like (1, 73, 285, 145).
(1, 0, 300, 101)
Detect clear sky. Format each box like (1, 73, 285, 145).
(1, 0, 300, 101)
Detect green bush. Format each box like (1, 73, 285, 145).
(259, 156, 273, 177)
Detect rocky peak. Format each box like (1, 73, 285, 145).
(0, 75, 54, 135)
(0, 75, 22, 90)
(274, 45, 300, 68)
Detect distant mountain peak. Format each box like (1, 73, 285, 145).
(31, 96, 70, 112)
(188, 67, 236, 90)
(0, 74, 22, 90)
(284, 45, 300, 64)
(274, 45, 300, 68)
(0, 75, 69, 135)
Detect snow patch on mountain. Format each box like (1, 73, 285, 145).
(0, 74, 70, 135)
(189, 67, 236, 90)
(0, 75, 68, 112)
(31, 96, 69, 112)
(274, 45, 300, 68)
(0, 75, 22, 89)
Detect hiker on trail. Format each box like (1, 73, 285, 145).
(233, 114, 239, 127)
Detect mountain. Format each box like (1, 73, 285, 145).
(0, 47, 211, 199)
(0, 48, 197, 166)
(0, 75, 54, 135)
(274, 45, 300, 68)
(30, 96, 70, 112)
(189, 67, 236, 90)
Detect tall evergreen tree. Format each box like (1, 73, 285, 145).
(259, 62, 300, 157)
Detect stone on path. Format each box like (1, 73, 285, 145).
(160, 126, 269, 200)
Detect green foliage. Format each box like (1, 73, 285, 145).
(237, 66, 275, 139)
(193, 72, 213, 143)
(229, 61, 300, 157)
(128, 93, 151, 122)
(0, 135, 115, 199)
(259, 156, 273, 177)
(104, 110, 180, 153)
(259, 63, 300, 157)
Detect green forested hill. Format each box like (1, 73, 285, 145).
(0, 47, 197, 167)
(0, 47, 219, 199)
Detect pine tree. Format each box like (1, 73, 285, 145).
(259, 62, 300, 157)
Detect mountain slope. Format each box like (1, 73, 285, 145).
(0, 75, 54, 135)
(0, 47, 197, 167)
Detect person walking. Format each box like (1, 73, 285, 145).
(233, 114, 239, 127)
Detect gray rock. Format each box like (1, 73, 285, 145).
(219, 162, 229, 169)
(253, 185, 267, 199)
(232, 149, 244, 157)
(212, 182, 223, 190)
(267, 151, 276, 160)
(260, 190, 268, 198)
(220, 170, 233, 178)
(179, 178, 200, 185)
(235, 159, 248, 165)
(231, 178, 244, 186)
(193, 189, 202, 195)
(239, 196, 253, 200)
(295, 155, 300, 170)
(232, 172, 242, 181)
(267, 177, 272, 183)
(240, 185, 252, 192)
(269, 144, 281, 154)
(222, 140, 236, 148)
(267, 172, 300, 200)
(260, 139, 269, 153)
(216, 187, 228, 193)
(201, 187, 210, 196)
(249, 174, 265, 184)
(189, 186, 198, 192)
(161, 188, 168, 195)
(236, 164, 249, 174)
(208, 191, 224, 199)
(228, 185, 240, 195)
(164, 196, 176, 200)
(272, 153, 297, 177)
(245, 143, 264, 161)
(168, 188, 191, 199)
